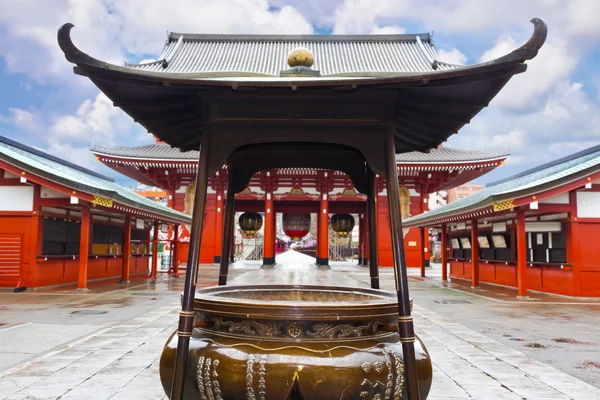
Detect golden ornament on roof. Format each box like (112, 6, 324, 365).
(287, 47, 314, 68)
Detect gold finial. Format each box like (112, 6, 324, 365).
(287, 48, 314, 68)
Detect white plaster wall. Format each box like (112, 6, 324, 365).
(0, 186, 34, 211)
(3, 170, 19, 179)
(40, 187, 68, 199)
(577, 191, 600, 218)
(539, 192, 569, 204)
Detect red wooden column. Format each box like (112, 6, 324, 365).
(516, 210, 528, 297)
(77, 206, 91, 290)
(150, 220, 159, 283)
(172, 224, 179, 277)
(122, 216, 132, 282)
(419, 190, 428, 277)
(263, 177, 275, 266)
(318, 173, 330, 266)
(358, 213, 364, 264)
(471, 219, 479, 288)
(568, 191, 581, 296)
(441, 223, 448, 282)
(214, 183, 224, 264)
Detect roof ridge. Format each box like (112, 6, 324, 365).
(0, 135, 115, 183)
(487, 144, 600, 188)
(166, 32, 433, 43)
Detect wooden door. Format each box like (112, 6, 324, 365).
(0, 233, 23, 287)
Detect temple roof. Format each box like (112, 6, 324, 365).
(91, 143, 508, 164)
(0, 135, 191, 224)
(58, 19, 547, 157)
(403, 144, 600, 227)
(127, 32, 458, 76)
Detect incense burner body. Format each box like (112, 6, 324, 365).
(160, 285, 432, 399)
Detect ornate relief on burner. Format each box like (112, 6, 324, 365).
(213, 317, 282, 337)
(306, 321, 378, 338)
(196, 356, 223, 400)
(287, 322, 303, 338)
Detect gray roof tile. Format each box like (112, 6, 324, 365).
(126, 33, 459, 76)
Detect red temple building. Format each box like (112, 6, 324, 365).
(0, 135, 190, 290)
(404, 144, 600, 297)
(92, 141, 507, 268)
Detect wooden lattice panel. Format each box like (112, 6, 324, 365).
(493, 199, 514, 212)
(92, 195, 113, 207)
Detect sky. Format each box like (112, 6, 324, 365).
(1, 0, 599, 188)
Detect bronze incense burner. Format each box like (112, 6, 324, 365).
(160, 285, 432, 399)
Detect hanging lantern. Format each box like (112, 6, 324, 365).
(239, 212, 263, 236)
(282, 213, 311, 241)
(331, 214, 355, 238)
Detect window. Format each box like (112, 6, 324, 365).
(41, 218, 81, 256)
(92, 223, 125, 255)
(131, 228, 150, 255)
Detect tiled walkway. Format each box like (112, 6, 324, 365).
(1, 254, 599, 399)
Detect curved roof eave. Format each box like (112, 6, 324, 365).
(57, 19, 547, 88)
(92, 144, 509, 166)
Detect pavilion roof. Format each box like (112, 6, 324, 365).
(0, 135, 191, 224)
(91, 143, 508, 165)
(125, 32, 457, 76)
(403, 145, 600, 227)
(58, 19, 547, 156)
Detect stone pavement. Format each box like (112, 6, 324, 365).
(0, 254, 599, 399)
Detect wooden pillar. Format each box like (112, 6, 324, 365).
(218, 176, 235, 285)
(77, 206, 91, 290)
(441, 223, 448, 282)
(150, 220, 159, 283)
(171, 132, 212, 400)
(568, 191, 581, 296)
(213, 183, 224, 264)
(384, 132, 420, 400)
(367, 169, 379, 289)
(172, 224, 179, 277)
(263, 175, 275, 266)
(471, 219, 479, 288)
(358, 213, 364, 264)
(419, 191, 427, 278)
(121, 215, 131, 282)
(516, 210, 528, 297)
(318, 174, 329, 266)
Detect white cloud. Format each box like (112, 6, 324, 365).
(437, 48, 467, 65)
(371, 26, 406, 34)
(480, 38, 578, 110)
(0, 0, 312, 84)
(447, 80, 600, 174)
(49, 93, 142, 146)
(1, 108, 39, 131)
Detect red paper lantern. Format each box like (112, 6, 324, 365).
(282, 213, 311, 241)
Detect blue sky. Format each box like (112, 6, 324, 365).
(1, 0, 599, 188)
